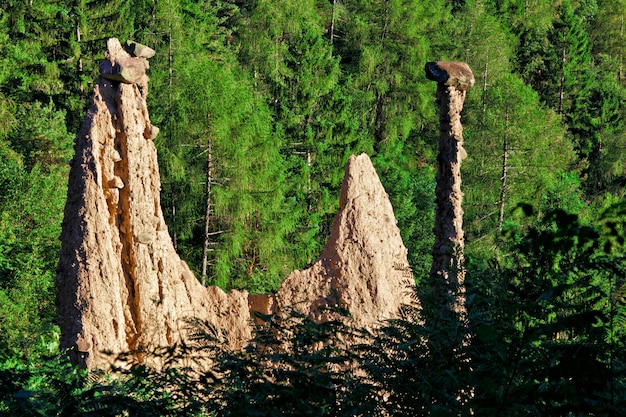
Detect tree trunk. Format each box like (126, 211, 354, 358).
(482, 53, 489, 115)
(201, 137, 213, 286)
(330, 0, 337, 46)
(76, 22, 83, 92)
(498, 98, 511, 231)
(374, 92, 385, 149)
(306, 149, 312, 214)
(558, 32, 567, 114)
(171, 194, 177, 250)
(498, 138, 509, 231)
(617, 15, 624, 82)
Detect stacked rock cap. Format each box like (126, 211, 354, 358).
(125, 40, 156, 59)
(100, 40, 155, 85)
(425, 61, 475, 91)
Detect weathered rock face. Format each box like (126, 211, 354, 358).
(57, 38, 416, 370)
(270, 154, 416, 327)
(425, 61, 474, 314)
(56, 39, 251, 369)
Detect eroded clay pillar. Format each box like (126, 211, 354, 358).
(425, 61, 474, 306)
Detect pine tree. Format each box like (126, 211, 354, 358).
(581, 63, 626, 198)
(0, 2, 78, 357)
(336, 0, 452, 149)
(491, 0, 555, 31)
(452, 1, 581, 261)
(236, 0, 351, 265)
(465, 74, 577, 246)
(144, 0, 294, 292)
(586, 0, 626, 198)
(592, 0, 626, 84)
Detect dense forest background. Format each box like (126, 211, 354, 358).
(1, 0, 626, 415)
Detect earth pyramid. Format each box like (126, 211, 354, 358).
(56, 38, 416, 370)
(56, 38, 252, 369)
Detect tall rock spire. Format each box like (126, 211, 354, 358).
(56, 39, 251, 369)
(425, 61, 474, 310)
(56, 39, 416, 370)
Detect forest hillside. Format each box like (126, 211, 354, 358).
(1, 0, 626, 415)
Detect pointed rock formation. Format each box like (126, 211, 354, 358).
(270, 154, 416, 327)
(57, 39, 415, 370)
(56, 39, 251, 369)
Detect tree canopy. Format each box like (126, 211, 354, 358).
(0, 0, 625, 414)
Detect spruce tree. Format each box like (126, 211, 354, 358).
(454, 1, 581, 261)
(336, 0, 452, 149)
(0, 4, 74, 354)
(592, 0, 626, 84)
(144, 0, 294, 292)
(236, 0, 353, 266)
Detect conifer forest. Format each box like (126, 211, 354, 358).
(1, 0, 626, 415)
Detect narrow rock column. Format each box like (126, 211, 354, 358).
(425, 61, 474, 301)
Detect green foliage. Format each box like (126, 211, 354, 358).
(0, 311, 352, 416)
(0, 100, 71, 357)
(466, 208, 626, 415)
(1, 210, 625, 415)
(8, 101, 73, 170)
(0, 5, 626, 414)
(141, 0, 297, 292)
(0, 160, 69, 356)
(350, 301, 471, 416)
(205, 311, 351, 417)
(463, 71, 579, 261)
(345, 208, 626, 416)
(511, 0, 626, 201)
(592, 0, 626, 84)
(336, 0, 451, 147)
(236, 0, 349, 265)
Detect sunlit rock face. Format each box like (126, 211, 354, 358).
(269, 153, 417, 328)
(56, 38, 251, 369)
(57, 38, 416, 371)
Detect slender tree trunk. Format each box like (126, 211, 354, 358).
(498, 99, 510, 231)
(168, 29, 173, 90)
(74, 0, 86, 96)
(482, 53, 489, 115)
(330, 0, 337, 46)
(76, 23, 83, 90)
(525, 0, 529, 18)
(558, 32, 567, 114)
(306, 150, 312, 214)
(374, 92, 385, 148)
(201, 137, 213, 286)
(617, 14, 626, 82)
(381, 0, 390, 41)
(498, 138, 509, 231)
(171, 192, 177, 250)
